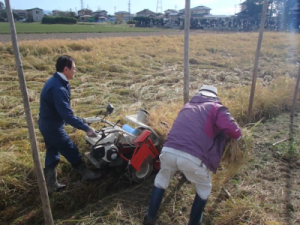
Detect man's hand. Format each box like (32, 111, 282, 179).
(86, 127, 97, 138)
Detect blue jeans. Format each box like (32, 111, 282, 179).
(39, 120, 81, 168)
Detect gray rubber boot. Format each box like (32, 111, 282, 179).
(43, 167, 66, 194)
(73, 161, 102, 181)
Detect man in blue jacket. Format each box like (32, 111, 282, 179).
(39, 55, 101, 194)
(143, 85, 242, 225)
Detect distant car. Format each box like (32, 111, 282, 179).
(19, 18, 26, 22)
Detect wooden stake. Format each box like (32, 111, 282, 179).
(247, 0, 268, 122)
(291, 64, 300, 118)
(4, 1, 54, 224)
(184, 0, 191, 104)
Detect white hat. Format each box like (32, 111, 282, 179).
(199, 85, 218, 97)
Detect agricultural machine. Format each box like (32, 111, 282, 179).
(83, 104, 161, 182)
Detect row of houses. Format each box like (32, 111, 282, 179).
(112, 6, 212, 23)
(93, 6, 212, 23)
(5, 2, 300, 27)
(8, 5, 213, 23)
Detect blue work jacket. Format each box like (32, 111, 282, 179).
(39, 72, 89, 132)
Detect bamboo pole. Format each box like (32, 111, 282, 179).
(291, 64, 300, 118)
(183, 0, 191, 104)
(247, 0, 268, 122)
(4, 1, 54, 224)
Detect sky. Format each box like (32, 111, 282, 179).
(6, 0, 243, 16)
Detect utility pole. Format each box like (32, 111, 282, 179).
(128, 0, 131, 19)
(4, 0, 54, 224)
(183, 0, 190, 104)
(80, 0, 84, 10)
(156, 0, 162, 13)
(239, 0, 242, 12)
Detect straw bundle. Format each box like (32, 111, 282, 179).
(221, 128, 253, 174)
(223, 139, 243, 165)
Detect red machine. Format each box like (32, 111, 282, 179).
(83, 104, 161, 182)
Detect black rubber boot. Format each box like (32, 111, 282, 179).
(143, 186, 165, 225)
(43, 167, 66, 194)
(188, 194, 207, 225)
(73, 161, 102, 181)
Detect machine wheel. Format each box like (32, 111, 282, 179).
(131, 156, 153, 183)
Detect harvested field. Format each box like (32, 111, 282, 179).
(0, 31, 183, 43)
(0, 32, 300, 224)
(0, 30, 239, 43)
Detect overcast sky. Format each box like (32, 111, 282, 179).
(7, 0, 243, 15)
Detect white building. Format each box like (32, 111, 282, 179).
(26, 8, 43, 22)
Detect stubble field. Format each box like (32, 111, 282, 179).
(0, 31, 300, 224)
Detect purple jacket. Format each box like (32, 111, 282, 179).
(164, 95, 241, 173)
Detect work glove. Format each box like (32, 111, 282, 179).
(86, 127, 97, 138)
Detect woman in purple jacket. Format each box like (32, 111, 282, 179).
(143, 85, 241, 225)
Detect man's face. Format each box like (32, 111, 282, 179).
(63, 61, 76, 80)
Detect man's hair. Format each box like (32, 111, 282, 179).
(55, 55, 74, 72)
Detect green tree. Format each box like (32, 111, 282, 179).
(0, 8, 20, 20)
(271, 0, 298, 29)
(115, 14, 123, 24)
(243, 0, 264, 18)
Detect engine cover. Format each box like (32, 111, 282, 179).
(92, 144, 118, 163)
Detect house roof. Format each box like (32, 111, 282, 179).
(13, 9, 27, 12)
(136, 9, 155, 14)
(80, 15, 92, 18)
(169, 13, 179, 16)
(192, 5, 211, 10)
(204, 15, 233, 18)
(235, 2, 263, 17)
(26, 8, 43, 11)
(164, 9, 178, 13)
(52, 10, 65, 13)
(179, 5, 211, 12)
(115, 11, 129, 14)
(78, 8, 92, 12)
(94, 10, 107, 13)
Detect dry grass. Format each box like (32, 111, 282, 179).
(0, 32, 299, 224)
